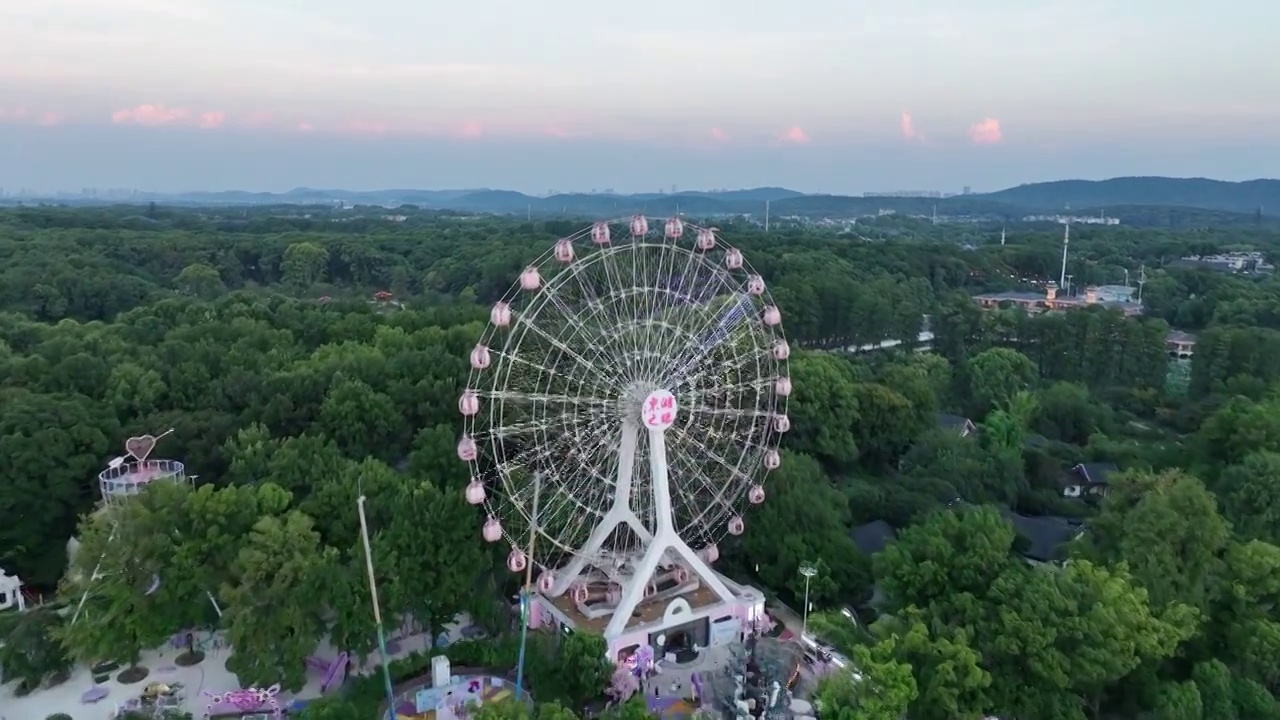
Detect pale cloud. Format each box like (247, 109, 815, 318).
(454, 120, 484, 139)
(708, 127, 728, 142)
(0, 106, 65, 126)
(110, 104, 233, 128)
(900, 111, 919, 141)
(242, 111, 274, 127)
(338, 120, 389, 136)
(968, 117, 1003, 144)
(197, 111, 225, 129)
(542, 125, 570, 139)
(112, 103, 192, 125)
(779, 126, 810, 144)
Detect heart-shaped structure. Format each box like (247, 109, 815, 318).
(125, 435, 157, 462)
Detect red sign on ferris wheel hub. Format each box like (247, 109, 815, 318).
(643, 389, 677, 430)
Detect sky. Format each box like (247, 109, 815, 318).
(1, 0, 1278, 195)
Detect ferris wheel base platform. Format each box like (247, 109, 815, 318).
(529, 570, 765, 663)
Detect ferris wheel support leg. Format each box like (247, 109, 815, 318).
(603, 427, 737, 640)
(550, 420, 651, 596)
(70, 526, 116, 627)
(70, 551, 108, 626)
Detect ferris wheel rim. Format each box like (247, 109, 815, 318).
(459, 217, 791, 570)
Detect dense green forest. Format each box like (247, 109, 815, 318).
(1, 206, 1279, 720)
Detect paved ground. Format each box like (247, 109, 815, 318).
(0, 614, 476, 720)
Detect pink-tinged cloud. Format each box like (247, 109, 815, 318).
(900, 112, 918, 141)
(339, 120, 389, 136)
(243, 111, 275, 127)
(0, 107, 65, 126)
(112, 104, 194, 126)
(968, 117, 1002, 144)
(542, 125, 569, 138)
(779, 126, 809, 144)
(708, 127, 728, 142)
(455, 120, 484, 139)
(297, 122, 314, 132)
(198, 111, 225, 129)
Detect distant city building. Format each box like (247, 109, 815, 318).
(1167, 330, 1196, 359)
(1092, 285, 1137, 303)
(1023, 214, 1120, 225)
(1173, 251, 1273, 273)
(863, 190, 945, 198)
(973, 283, 1142, 316)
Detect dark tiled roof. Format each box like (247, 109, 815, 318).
(974, 291, 1046, 302)
(1060, 462, 1118, 487)
(1077, 463, 1118, 484)
(937, 413, 973, 429)
(850, 520, 896, 556)
(1002, 511, 1083, 562)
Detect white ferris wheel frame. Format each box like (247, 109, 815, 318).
(461, 216, 791, 640)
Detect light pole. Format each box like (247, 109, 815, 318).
(356, 495, 398, 720)
(798, 563, 817, 639)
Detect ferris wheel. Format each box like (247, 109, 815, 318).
(457, 215, 791, 640)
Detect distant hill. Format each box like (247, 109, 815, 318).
(976, 177, 1279, 214)
(15, 177, 1278, 222)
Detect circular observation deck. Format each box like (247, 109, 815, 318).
(98, 459, 187, 504)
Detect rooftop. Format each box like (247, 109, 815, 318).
(543, 581, 723, 634)
(937, 413, 974, 429)
(850, 520, 897, 556)
(1002, 511, 1084, 563)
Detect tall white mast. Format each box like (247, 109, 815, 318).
(1059, 222, 1070, 288)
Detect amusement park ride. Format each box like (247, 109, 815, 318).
(457, 216, 790, 666)
(68, 429, 218, 625)
(62, 432, 286, 719)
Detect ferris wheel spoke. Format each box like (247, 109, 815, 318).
(671, 423, 753, 488)
(586, 245, 629, 353)
(676, 343, 773, 392)
(566, 258, 626, 353)
(666, 296, 757, 383)
(684, 404, 773, 422)
(652, 240, 701, 379)
(491, 347, 571, 386)
(653, 236, 702, 353)
(544, 285, 614, 361)
(506, 318, 609, 387)
(484, 390, 613, 410)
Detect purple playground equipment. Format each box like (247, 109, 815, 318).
(306, 652, 350, 693)
(204, 684, 282, 719)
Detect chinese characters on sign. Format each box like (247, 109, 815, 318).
(643, 391, 676, 429)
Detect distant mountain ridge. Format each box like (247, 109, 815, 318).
(21, 176, 1279, 217)
(981, 177, 1279, 213)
